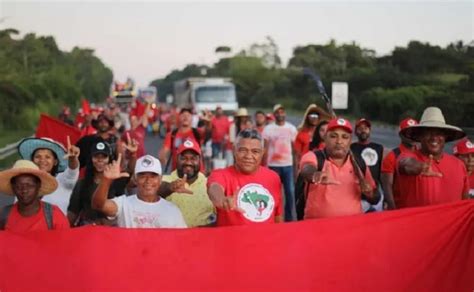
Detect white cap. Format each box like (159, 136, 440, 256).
(135, 155, 162, 175)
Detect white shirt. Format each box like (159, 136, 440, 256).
(111, 195, 187, 228)
(42, 167, 79, 215)
(262, 122, 297, 167)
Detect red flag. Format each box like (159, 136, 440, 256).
(36, 114, 82, 146)
(81, 99, 91, 115)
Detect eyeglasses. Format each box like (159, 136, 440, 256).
(308, 114, 319, 119)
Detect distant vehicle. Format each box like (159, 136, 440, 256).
(138, 86, 158, 104)
(112, 78, 136, 104)
(173, 78, 238, 115)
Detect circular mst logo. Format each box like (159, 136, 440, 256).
(361, 147, 378, 166)
(237, 183, 275, 222)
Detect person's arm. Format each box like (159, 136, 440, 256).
(381, 173, 396, 210)
(398, 156, 442, 177)
(158, 175, 193, 198)
(91, 154, 129, 217)
(208, 183, 242, 211)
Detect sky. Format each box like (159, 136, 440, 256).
(1, 1, 472, 87)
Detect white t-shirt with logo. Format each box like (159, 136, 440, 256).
(111, 195, 187, 228)
(262, 122, 297, 167)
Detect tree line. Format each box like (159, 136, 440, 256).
(151, 37, 474, 127)
(0, 29, 113, 131)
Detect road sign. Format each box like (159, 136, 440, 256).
(331, 82, 349, 109)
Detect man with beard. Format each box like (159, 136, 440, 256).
(0, 160, 70, 231)
(262, 104, 297, 221)
(299, 118, 378, 219)
(350, 118, 384, 212)
(161, 140, 216, 227)
(381, 118, 419, 209)
(207, 129, 283, 226)
(76, 113, 121, 174)
(92, 154, 187, 228)
(254, 110, 267, 134)
(396, 107, 469, 207)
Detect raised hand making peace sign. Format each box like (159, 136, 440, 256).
(63, 135, 80, 169)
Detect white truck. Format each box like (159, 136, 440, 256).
(173, 78, 238, 114)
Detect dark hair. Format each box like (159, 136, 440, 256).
(235, 128, 264, 147)
(255, 110, 265, 116)
(180, 108, 193, 115)
(31, 148, 60, 176)
(309, 120, 329, 150)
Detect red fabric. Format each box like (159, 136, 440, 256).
(211, 116, 230, 142)
(396, 150, 469, 208)
(81, 99, 91, 115)
(122, 128, 145, 158)
(130, 100, 146, 118)
(36, 114, 82, 146)
(294, 128, 313, 156)
(5, 202, 70, 232)
(207, 166, 283, 226)
(0, 201, 472, 291)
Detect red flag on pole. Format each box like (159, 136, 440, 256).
(36, 114, 82, 146)
(81, 99, 91, 115)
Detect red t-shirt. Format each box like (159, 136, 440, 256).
(395, 150, 469, 208)
(123, 127, 146, 158)
(207, 166, 283, 226)
(468, 172, 474, 198)
(5, 202, 70, 232)
(211, 116, 230, 143)
(294, 128, 313, 156)
(381, 144, 416, 206)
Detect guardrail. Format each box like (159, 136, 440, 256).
(0, 135, 33, 160)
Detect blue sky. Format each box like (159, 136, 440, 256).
(2, 1, 472, 86)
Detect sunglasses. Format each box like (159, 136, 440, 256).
(308, 114, 319, 119)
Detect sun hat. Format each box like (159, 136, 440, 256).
(273, 104, 284, 113)
(18, 137, 67, 173)
(235, 108, 249, 117)
(177, 139, 201, 156)
(400, 107, 465, 142)
(0, 160, 58, 196)
(326, 118, 353, 134)
(453, 138, 474, 155)
(298, 104, 333, 130)
(91, 113, 114, 129)
(135, 155, 162, 175)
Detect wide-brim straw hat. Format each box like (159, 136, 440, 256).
(297, 104, 333, 130)
(235, 108, 249, 117)
(18, 137, 67, 173)
(400, 107, 465, 142)
(0, 160, 58, 196)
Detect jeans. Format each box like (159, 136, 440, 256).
(211, 142, 224, 158)
(269, 166, 296, 222)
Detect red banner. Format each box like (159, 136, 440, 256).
(0, 201, 473, 291)
(36, 114, 82, 146)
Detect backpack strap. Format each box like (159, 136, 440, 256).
(42, 202, 54, 230)
(314, 149, 327, 172)
(191, 128, 201, 145)
(0, 205, 13, 230)
(164, 129, 179, 173)
(393, 147, 401, 158)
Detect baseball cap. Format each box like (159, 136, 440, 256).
(273, 104, 284, 112)
(399, 118, 418, 132)
(356, 118, 371, 128)
(177, 139, 201, 156)
(135, 155, 162, 175)
(453, 138, 474, 155)
(326, 118, 353, 134)
(91, 141, 111, 157)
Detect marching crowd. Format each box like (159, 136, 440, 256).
(0, 101, 472, 232)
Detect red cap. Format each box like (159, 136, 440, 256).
(177, 139, 201, 156)
(327, 118, 353, 134)
(453, 138, 474, 155)
(399, 118, 418, 132)
(355, 118, 371, 128)
(266, 113, 275, 121)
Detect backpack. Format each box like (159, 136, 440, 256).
(295, 149, 367, 220)
(164, 128, 201, 173)
(0, 202, 54, 230)
(393, 147, 401, 158)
